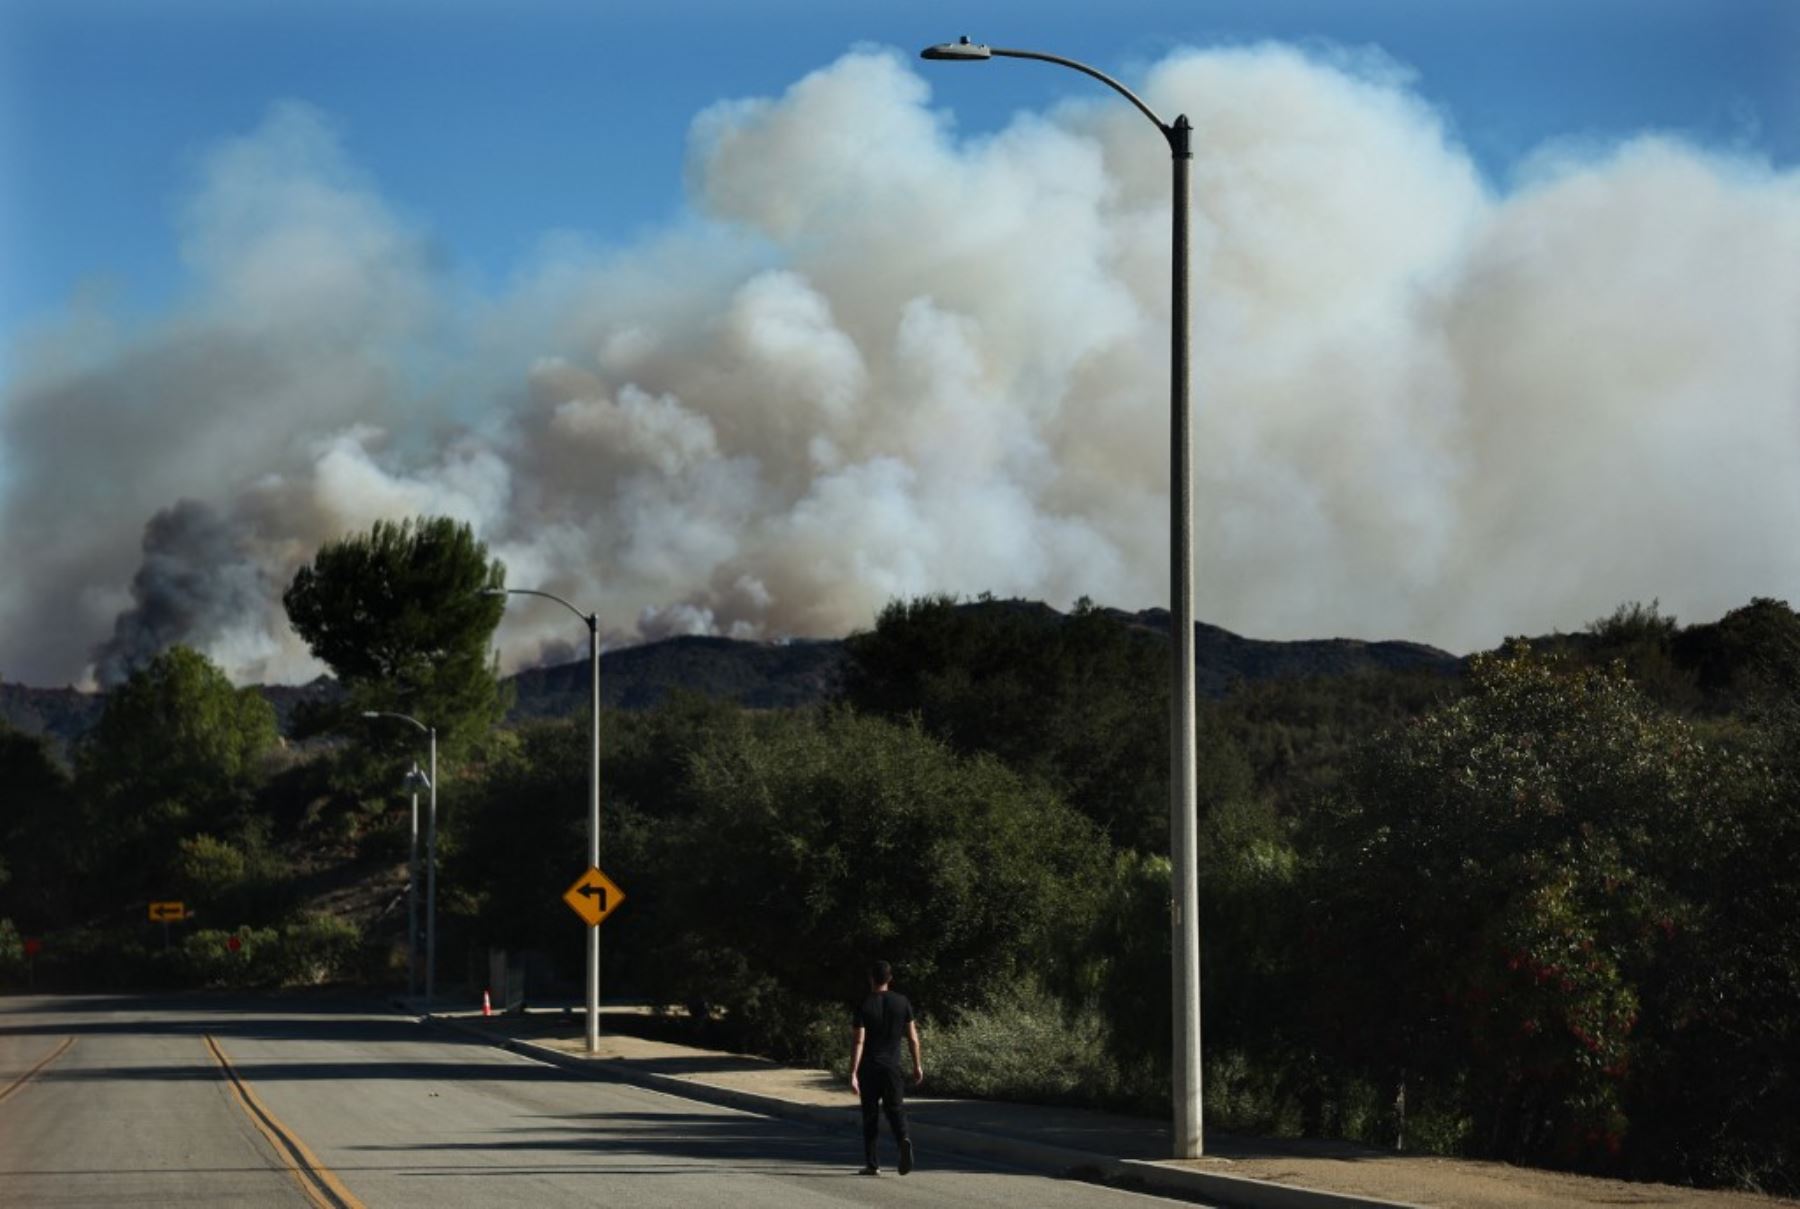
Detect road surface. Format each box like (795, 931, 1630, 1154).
(0, 994, 1194, 1208)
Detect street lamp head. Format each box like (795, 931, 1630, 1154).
(479, 588, 507, 598)
(921, 36, 991, 61)
(361, 711, 381, 719)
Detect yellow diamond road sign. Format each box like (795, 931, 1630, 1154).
(562, 866, 625, 927)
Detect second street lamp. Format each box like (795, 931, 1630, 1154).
(921, 34, 1205, 1158)
(363, 710, 437, 1010)
(486, 586, 603, 1054)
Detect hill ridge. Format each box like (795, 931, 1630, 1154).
(1, 600, 1462, 747)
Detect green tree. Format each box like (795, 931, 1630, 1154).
(645, 706, 1109, 1056)
(1209, 668, 1460, 816)
(1313, 645, 1714, 1165)
(0, 724, 81, 930)
(1624, 698, 1800, 1193)
(842, 595, 1248, 852)
(444, 718, 591, 972)
(283, 516, 509, 754)
(75, 646, 278, 901)
(1672, 596, 1800, 708)
(444, 693, 752, 1013)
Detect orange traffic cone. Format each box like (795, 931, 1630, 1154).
(482, 989, 493, 1017)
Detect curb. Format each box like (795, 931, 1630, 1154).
(417, 1010, 1426, 1209)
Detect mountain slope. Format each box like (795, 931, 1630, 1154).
(1, 602, 1461, 744)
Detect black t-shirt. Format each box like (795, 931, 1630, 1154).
(852, 990, 914, 1072)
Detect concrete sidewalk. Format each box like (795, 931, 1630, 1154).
(417, 1004, 1792, 1209)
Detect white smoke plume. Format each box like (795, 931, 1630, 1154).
(2, 45, 1796, 687)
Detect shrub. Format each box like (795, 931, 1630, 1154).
(174, 916, 361, 988)
(924, 980, 1124, 1106)
(176, 834, 249, 901)
(177, 927, 279, 987)
(272, 914, 362, 986)
(0, 918, 24, 985)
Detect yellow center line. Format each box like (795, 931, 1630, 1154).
(203, 1034, 367, 1209)
(0, 1035, 75, 1105)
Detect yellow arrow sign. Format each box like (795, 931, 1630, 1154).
(562, 866, 625, 927)
(148, 901, 186, 923)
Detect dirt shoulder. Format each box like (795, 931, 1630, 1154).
(1166, 1146, 1796, 1209)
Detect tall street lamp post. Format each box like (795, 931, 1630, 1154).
(406, 759, 421, 999)
(921, 35, 1204, 1158)
(486, 586, 602, 1054)
(363, 711, 437, 1009)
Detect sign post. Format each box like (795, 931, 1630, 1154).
(23, 937, 41, 991)
(149, 901, 186, 952)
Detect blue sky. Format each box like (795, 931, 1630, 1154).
(5, 0, 1795, 345)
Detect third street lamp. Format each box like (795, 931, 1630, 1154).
(921, 34, 1205, 1158)
(363, 710, 437, 1009)
(485, 585, 603, 1054)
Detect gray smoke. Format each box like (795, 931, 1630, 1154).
(90, 500, 272, 687)
(2, 45, 1796, 688)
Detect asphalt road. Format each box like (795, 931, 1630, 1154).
(0, 994, 1194, 1208)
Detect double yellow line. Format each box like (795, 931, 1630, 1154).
(0, 1035, 75, 1104)
(204, 1034, 366, 1209)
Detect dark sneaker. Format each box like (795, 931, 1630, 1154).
(898, 1139, 915, 1175)
(858, 1165, 880, 1176)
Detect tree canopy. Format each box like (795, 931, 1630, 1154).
(78, 645, 277, 820)
(1311, 643, 1795, 1180)
(0, 724, 78, 929)
(283, 516, 509, 752)
(841, 595, 1252, 851)
(70, 645, 278, 906)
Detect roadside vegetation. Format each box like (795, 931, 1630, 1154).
(2, 517, 1794, 1195)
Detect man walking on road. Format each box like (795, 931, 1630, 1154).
(850, 959, 923, 1175)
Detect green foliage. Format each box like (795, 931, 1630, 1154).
(275, 914, 365, 985)
(1087, 801, 1304, 1107)
(1196, 798, 1304, 1047)
(451, 700, 1112, 1059)
(917, 979, 1124, 1106)
(0, 918, 24, 985)
(662, 708, 1107, 1027)
(175, 834, 249, 900)
(283, 516, 510, 756)
(1087, 851, 1172, 1083)
(1587, 599, 1679, 646)
(79, 646, 277, 814)
(444, 717, 593, 959)
(177, 926, 280, 986)
(443, 697, 752, 1008)
(163, 822, 297, 925)
(1311, 643, 1781, 1176)
(1210, 669, 1460, 813)
(1672, 596, 1800, 707)
(0, 724, 81, 929)
(72, 647, 278, 904)
(842, 595, 1250, 851)
(1624, 698, 1800, 1193)
(176, 916, 363, 988)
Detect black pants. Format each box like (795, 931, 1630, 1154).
(859, 1063, 909, 1149)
